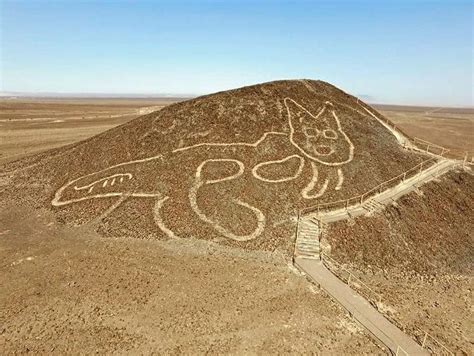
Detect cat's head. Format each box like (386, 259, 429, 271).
(285, 98, 354, 166)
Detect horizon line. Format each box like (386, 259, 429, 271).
(0, 91, 472, 109)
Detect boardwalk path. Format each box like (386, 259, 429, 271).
(295, 158, 460, 354)
(295, 258, 429, 355)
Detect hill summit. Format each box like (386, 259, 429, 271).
(3, 80, 425, 252)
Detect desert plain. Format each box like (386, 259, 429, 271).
(0, 94, 472, 354)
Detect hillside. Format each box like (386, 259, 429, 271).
(1, 79, 426, 253)
(325, 170, 473, 353)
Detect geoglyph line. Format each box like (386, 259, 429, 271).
(252, 155, 304, 183)
(52, 95, 356, 242)
(153, 196, 180, 239)
(190, 159, 265, 241)
(74, 173, 133, 191)
(301, 162, 330, 199)
(196, 158, 245, 185)
(335, 168, 344, 191)
(286, 98, 355, 167)
(173, 131, 287, 153)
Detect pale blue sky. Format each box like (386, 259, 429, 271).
(1, 0, 472, 106)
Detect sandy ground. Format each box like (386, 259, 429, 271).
(1, 99, 472, 165)
(0, 204, 381, 354)
(0, 98, 181, 164)
(324, 171, 473, 354)
(1, 97, 472, 354)
(374, 104, 474, 158)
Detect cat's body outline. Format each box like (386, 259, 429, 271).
(52, 97, 355, 241)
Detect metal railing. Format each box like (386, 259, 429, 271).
(414, 328, 454, 355)
(292, 114, 461, 354)
(320, 252, 382, 306)
(293, 211, 301, 259)
(301, 157, 439, 215)
(410, 137, 473, 163)
(395, 345, 409, 356)
(411, 137, 449, 157)
(319, 252, 455, 355)
(360, 102, 471, 163)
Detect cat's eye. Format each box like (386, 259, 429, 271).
(323, 129, 338, 139)
(303, 127, 319, 137)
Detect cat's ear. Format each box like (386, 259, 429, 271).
(285, 98, 314, 124)
(319, 102, 342, 131)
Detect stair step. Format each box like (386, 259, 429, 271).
(297, 247, 319, 253)
(296, 217, 321, 259)
(363, 200, 384, 211)
(298, 249, 320, 254)
(296, 255, 319, 260)
(298, 250, 320, 254)
(298, 243, 319, 247)
(297, 246, 319, 250)
(298, 240, 319, 245)
(299, 239, 317, 242)
(297, 249, 319, 255)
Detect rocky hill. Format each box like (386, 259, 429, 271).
(325, 170, 473, 353)
(1, 80, 426, 253)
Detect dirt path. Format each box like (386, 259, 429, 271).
(0, 205, 383, 354)
(295, 158, 463, 354)
(314, 158, 457, 223)
(295, 258, 428, 355)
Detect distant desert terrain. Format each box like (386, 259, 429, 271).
(0, 98, 183, 164)
(374, 104, 474, 158)
(1, 86, 472, 354)
(1, 99, 472, 166)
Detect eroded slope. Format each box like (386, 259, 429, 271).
(2, 80, 425, 252)
(325, 170, 473, 353)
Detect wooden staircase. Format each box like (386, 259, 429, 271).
(295, 217, 321, 259)
(362, 199, 385, 215)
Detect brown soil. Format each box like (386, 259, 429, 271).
(0, 205, 382, 354)
(2, 80, 470, 353)
(0, 98, 181, 164)
(375, 105, 474, 158)
(1, 80, 426, 255)
(325, 170, 474, 354)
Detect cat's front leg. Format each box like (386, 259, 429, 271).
(301, 162, 345, 199)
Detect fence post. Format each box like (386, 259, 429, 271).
(347, 273, 351, 286)
(421, 331, 428, 348)
(295, 211, 300, 241)
(402, 172, 407, 181)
